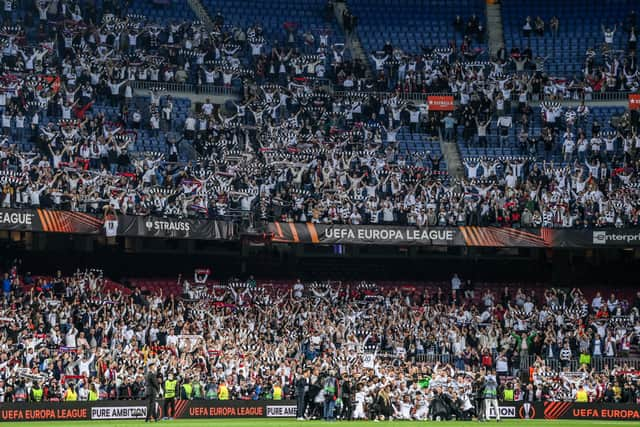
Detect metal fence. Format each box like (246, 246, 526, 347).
(332, 89, 632, 104)
(333, 90, 437, 102)
(365, 351, 640, 370)
(132, 80, 239, 96)
(526, 91, 632, 103)
(575, 91, 632, 102)
(366, 352, 469, 365)
(523, 355, 640, 371)
(131, 78, 632, 105)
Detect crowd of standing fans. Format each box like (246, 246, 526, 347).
(0, 2, 638, 227)
(0, 1, 638, 424)
(0, 263, 638, 421)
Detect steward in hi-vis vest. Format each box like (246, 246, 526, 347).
(30, 383, 43, 402)
(164, 374, 177, 419)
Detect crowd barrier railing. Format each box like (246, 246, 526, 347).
(524, 355, 640, 371)
(132, 80, 239, 96)
(368, 351, 640, 373)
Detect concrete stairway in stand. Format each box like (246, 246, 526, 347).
(486, 0, 505, 57)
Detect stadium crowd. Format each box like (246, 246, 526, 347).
(0, 264, 638, 421)
(0, 0, 638, 424)
(0, 3, 637, 232)
(0, 1, 637, 228)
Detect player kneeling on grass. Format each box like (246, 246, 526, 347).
(393, 395, 414, 420)
(352, 384, 367, 420)
(413, 395, 429, 421)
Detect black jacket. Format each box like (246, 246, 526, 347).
(294, 375, 309, 395)
(145, 371, 160, 398)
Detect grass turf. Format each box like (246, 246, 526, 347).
(0, 420, 633, 427)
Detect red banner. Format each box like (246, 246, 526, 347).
(427, 95, 455, 111)
(38, 76, 61, 94)
(629, 93, 640, 110)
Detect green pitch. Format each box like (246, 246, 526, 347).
(0, 420, 633, 427)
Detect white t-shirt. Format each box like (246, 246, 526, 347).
(466, 163, 479, 178)
(105, 219, 118, 237)
(563, 139, 575, 153)
(65, 328, 78, 347)
(604, 30, 614, 44)
(202, 103, 214, 115)
(293, 282, 304, 298)
(250, 42, 263, 55)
